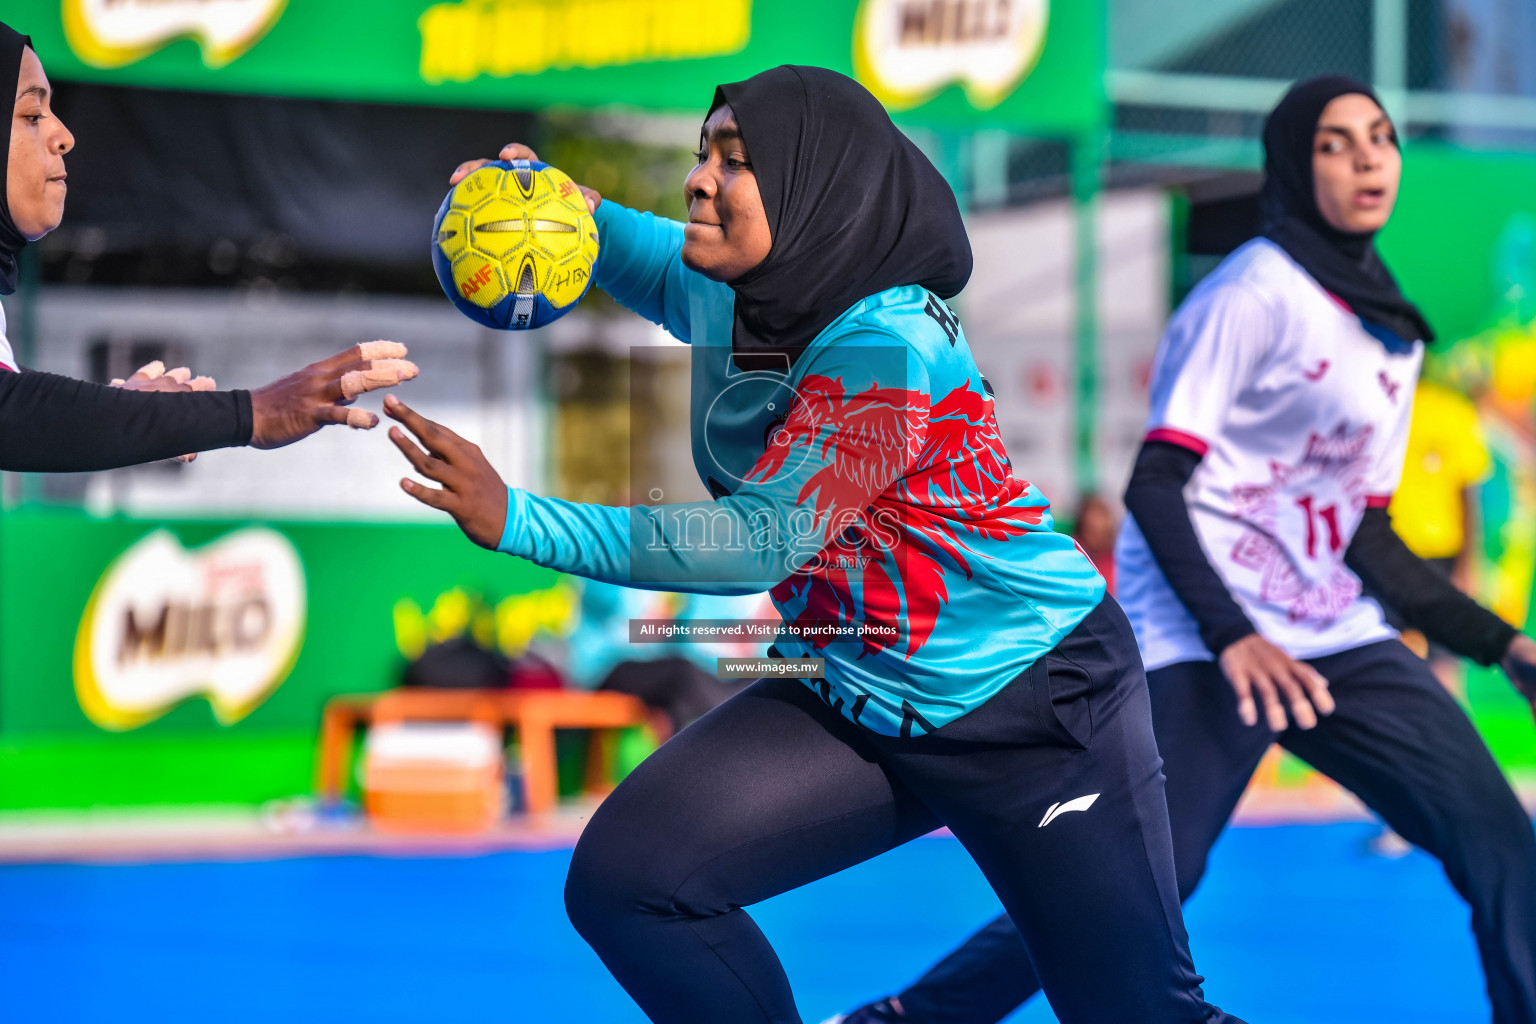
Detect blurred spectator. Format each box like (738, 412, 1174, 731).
(399, 589, 565, 691)
(1392, 378, 1490, 591)
(1434, 317, 1536, 633)
(566, 580, 769, 735)
(402, 635, 509, 690)
(1072, 493, 1119, 593)
(1368, 376, 1492, 858)
(1387, 378, 1493, 687)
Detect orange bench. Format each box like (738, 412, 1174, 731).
(317, 688, 655, 816)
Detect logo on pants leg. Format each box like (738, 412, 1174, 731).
(1038, 793, 1099, 827)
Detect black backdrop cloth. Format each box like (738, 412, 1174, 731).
(46, 83, 534, 273)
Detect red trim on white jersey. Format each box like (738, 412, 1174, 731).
(1145, 427, 1209, 456)
(1323, 290, 1354, 315)
(1365, 494, 1393, 509)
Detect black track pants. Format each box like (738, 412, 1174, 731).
(563, 599, 1244, 1024)
(896, 640, 1536, 1024)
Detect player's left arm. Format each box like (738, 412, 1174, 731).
(0, 342, 415, 472)
(1343, 370, 1536, 701)
(589, 201, 694, 344)
(385, 337, 928, 595)
(108, 358, 218, 462)
(1345, 507, 1536, 714)
(1345, 509, 1519, 667)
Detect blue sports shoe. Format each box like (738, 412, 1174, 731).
(819, 998, 905, 1023)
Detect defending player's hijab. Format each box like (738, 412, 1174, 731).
(711, 66, 972, 365)
(0, 21, 33, 297)
(1262, 75, 1434, 345)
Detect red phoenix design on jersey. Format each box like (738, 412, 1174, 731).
(1228, 423, 1374, 625)
(751, 376, 1045, 657)
(749, 375, 929, 512)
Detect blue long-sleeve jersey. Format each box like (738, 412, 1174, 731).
(497, 201, 1105, 735)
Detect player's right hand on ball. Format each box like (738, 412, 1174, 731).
(248, 341, 418, 449)
(449, 144, 602, 213)
(1218, 633, 1335, 732)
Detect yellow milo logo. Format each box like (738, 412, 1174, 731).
(853, 0, 1050, 110)
(418, 0, 751, 84)
(73, 528, 307, 730)
(64, 0, 288, 70)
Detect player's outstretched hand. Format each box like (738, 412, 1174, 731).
(112, 359, 218, 393)
(385, 394, 508, 549)
(1500, 634, 1536, 722)
(448, 143, 602, 214)
(111, 360, 219, 461)
(1218, 632, 1336, 732)
(248, 341, 418, 449)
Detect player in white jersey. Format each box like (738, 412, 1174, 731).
(829, 76, 1536, 1024)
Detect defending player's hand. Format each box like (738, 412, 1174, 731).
(112, 360, 218, 393)
(1218, 632, 1335, 731)
(449, 143, 603, 214)
(385, 394, 508, 550)
(1500, 634, 1536, 721)
(111, 360, 219, 462)
(248, 341, 418, 449)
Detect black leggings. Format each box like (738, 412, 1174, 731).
(892, 640, 1536, 1024)
(563, 599, 1244, 1024)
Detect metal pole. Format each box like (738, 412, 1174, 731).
(13, 246, 41, 507)
(1071, 128, 1104, 498)
(1373, 0, 1408, 125)
(971, 129, 1010, 210)
(1111, 69, 1536, 132)
(946, 130, 972, 215)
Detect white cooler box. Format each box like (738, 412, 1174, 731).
(362, 721, 506, 834)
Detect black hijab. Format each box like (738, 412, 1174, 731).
(0, 22, 33, 296)
(710, 66, 971, 366)
(1261, 75, 1433, 345)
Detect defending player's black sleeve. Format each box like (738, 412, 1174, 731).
(1123, 440, 1257, 656)
(0, 370, 253, 472)
(1345, 506, 1516, 667)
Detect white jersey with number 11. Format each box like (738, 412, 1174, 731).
(1117, 237, 1424, 671)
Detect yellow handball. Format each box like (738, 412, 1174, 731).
(431, 159, 600, 330)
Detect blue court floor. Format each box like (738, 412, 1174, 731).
(0, 822, 1489, 1022)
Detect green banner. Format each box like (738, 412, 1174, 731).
(7, 0, 1104, 133)
(0, 509, 564, 738)
(1381, 146, 1536, 345)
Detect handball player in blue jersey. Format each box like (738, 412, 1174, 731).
(832, 77, 1536, 1024)
(0, 21, 413, 471)
(386, 66, 1245, 1024)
